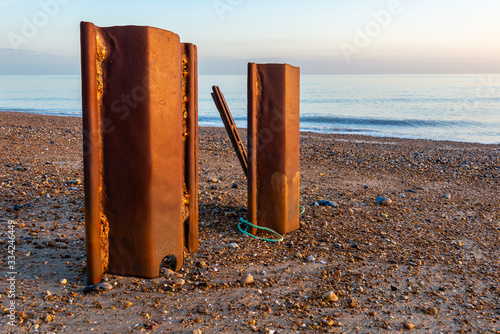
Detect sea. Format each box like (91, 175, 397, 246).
(0, 74, 499, 144)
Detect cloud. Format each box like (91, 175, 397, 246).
(199, 55, 500, 75)
(0, 48, 79, 75)
(0, 48, 39, 56)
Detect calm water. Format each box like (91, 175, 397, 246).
(0, 74, 499, 144)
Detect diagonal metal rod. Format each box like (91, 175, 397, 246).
(211, 85, 248, 177)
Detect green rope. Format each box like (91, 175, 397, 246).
(237, 206, 305, 242)
(238, 218, 284, 242)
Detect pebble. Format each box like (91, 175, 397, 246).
(317, 200, 338, 207)
(231, 183, 238, 188)
(173, 278, 185, 286)
(60, 278, 67, 285)
(376, 196, 392, 206)
(423, 306, 438, 315)
(322, 291, 339, 302)
(409, 259, 423, 266)
(83, 282, 113, 292)
(322, 319, 334, 326)
(307, 255, 315, 262)
(162, 269, 184, 279)
(348, 242, 359, 249)
(146, 322, 158, 330)
(403, 322, 415, 330)
(228, 243, 239, 248)
(241, 273, 254, 285)
(197, 305, 208, 314)
(197, 261, 208, 269)
(464, 303, 475, 309)
(443, 193, 452, 199)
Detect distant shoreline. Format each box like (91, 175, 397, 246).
(1, 110, 498, 147)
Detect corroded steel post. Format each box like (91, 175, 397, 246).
(81, 22, 102, 285)
(211, 85, 248, 176)
(80, 22, 198, 285)
(182, 43, 199, 253)
(247, 63, 300, 235)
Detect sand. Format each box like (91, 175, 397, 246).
(0, 111, 499, 333)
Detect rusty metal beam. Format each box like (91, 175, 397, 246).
(182, 43, 199, 253)
(81, 22, 102, 285)
(247, 63, 301, 235)
(211, 85, 248, 176)
(80, 22, 198, 284)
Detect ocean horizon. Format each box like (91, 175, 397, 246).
(0, 74, 499, 144)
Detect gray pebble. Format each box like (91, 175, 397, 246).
(83, 281, 113, 292)
(376, 196, 392, 206)
(317, 200, 338, 207)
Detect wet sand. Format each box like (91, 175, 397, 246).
(0, 111, 499, 333)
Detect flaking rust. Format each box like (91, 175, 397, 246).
(80, 22, 198, 285)
(95, 30, 109, 275)
(181, 43, 199, 253)
(95, 32, 107, 100)
(247, 63, 301, 235)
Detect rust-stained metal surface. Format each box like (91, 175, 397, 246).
(80, 22, 198, 285)
(182, 43, 199, 253)
(211, 85, 248, 176)
(247, 63, 301, 235)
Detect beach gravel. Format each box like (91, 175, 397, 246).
(0, 112, 499, 333)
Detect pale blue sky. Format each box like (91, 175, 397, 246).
(0, 0, 498, 74)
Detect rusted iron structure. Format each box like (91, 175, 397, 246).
(80, 22, 198, 285)
(211, 86, 248, 176)
(247, 63, 301, 235)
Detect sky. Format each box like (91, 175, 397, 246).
(0, 0, 498, 75)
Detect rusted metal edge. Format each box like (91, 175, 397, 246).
(211, 85, 248, 177)
(182, 43, 199, 253)
(247, 63, 258, 235)
(80, 21, 102, 285)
